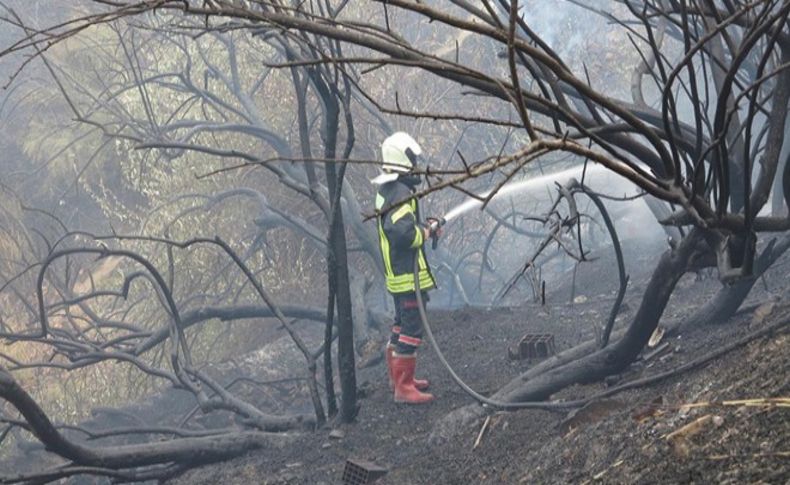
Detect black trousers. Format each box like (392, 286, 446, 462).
(389, 291, 429, 355)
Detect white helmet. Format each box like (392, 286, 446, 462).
(381, 132, 423, 173)
(371, 132, 423, 185)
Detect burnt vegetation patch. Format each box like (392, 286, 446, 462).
(0, 0, 788, 483)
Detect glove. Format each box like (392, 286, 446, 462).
(427, 217, 444, 238)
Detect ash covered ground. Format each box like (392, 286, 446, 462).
(166, 244, 790, 484)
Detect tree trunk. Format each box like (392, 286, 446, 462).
(684, 233, 790, 327)
(774, 112, 790, 216)
(324, 281, 338, 418)
(326, 163, 358, 422)
(774, 151, 789, 216)
(318, 77, 358, 422)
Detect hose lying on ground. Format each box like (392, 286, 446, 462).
(413, 254, 790, 411)
(414, 255, 574, 411)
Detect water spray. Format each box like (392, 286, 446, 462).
(440, 165, 599, 224)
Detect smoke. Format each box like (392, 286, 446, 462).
(433, 162, 669, 307)
(520, 1, 610, 60)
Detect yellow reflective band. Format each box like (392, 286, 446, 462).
(390, 204, 413, 224)
(378, 219, 393, 277)
(411, 226, 424, 248)
(375, 193, 385, 210)
(385, 269, 435, 293)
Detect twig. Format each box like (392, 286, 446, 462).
(473, 415, 491, 450)
(707, 451, 790, 461)
(674, 397, 790, 410)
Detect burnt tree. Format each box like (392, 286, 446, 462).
(0, 0, 788, 476)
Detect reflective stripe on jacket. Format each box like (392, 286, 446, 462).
(375, 180, 436, 294)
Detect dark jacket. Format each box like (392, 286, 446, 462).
(375, 179, 436, 294)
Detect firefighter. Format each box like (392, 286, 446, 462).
(371, 132, 440, 404)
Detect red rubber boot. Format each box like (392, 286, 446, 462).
(386, 344, 429, 390)
(391, 353, 434, 404)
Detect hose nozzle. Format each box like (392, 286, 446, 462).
(427, 217, 446, 249)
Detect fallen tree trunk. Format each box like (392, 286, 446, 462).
(0, 368, 294, 478)
(487, 235, 790, 388)
(432, 229, 703, 441)
(576, 312, 789, 404)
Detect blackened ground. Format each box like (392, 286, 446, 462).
(169, 251, 790, 485)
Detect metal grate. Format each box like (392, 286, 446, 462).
(509, 333, 556, 360)
(342, 459, 387, 485)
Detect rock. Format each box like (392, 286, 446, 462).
(573, 295, 588, 304)
(329, 429, 345, 440)
(322, 442, 331, 449)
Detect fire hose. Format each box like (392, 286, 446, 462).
(414, 220, 573, 411)
(414, 221, 790, 414)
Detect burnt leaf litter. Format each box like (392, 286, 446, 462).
(170, 249, 790, 484)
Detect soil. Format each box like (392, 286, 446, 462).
(167, 249, 790, 484)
